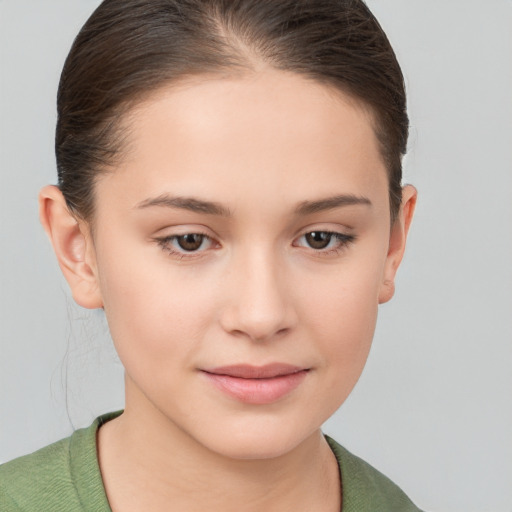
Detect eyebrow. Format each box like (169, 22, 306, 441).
(294, 194, 372, 215)
(135, 193, 371, 217)
(136, 194, 231, 216)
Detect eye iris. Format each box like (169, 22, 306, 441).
(305, 231, 331, 249)
(177, 234, 204, 251)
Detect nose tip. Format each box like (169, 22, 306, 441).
(227, 314, 290, 343)
(219, 258, 297, 342)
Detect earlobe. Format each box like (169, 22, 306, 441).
(39, 185, 103, 309)
(378, 185, 417, 304)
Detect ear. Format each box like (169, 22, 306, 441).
(378, 185, 417, 304)
(39, 185, 103, 309)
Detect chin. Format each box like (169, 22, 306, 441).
(192, 415, 321, 461)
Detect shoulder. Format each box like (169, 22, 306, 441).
(325, 435, 424, 512)
(0, 412, 120, 512)
(0, 434, 78, 511)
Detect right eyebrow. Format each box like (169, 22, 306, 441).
(135, 194, 232, 217)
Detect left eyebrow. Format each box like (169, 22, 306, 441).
(294, 194, 372, 215)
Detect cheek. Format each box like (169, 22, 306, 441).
(311, 274, 378, 361)
(296, 251, 386, 391)
(299, 247, 384, 330)
(95, 247, 219, 373)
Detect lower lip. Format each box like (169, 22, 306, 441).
(202, 370, 308, 405)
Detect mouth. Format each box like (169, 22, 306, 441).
(200, 364, 310, 404)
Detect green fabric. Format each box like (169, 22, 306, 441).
(325, 437, 422, 512)
(1, 411, 422, 511)
(0, 412, 117, 512)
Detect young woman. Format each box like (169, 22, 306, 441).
(0, 1, 422, 510)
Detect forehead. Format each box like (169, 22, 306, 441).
(97, 69, 388, 216)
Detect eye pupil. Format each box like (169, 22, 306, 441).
(177, 234, 204, 251)
(305, 231, 331, 249)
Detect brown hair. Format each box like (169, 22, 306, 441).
(56, 0, 408, 222)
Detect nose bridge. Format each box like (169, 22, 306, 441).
(221, 241, 295, 341)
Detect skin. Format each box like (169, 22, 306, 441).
(40, 69, 416, 512)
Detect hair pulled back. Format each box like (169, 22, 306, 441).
(56, 0, 408, 222)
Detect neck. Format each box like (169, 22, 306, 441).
(97, 382, 341, 512)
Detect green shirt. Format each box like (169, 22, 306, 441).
(0, 411, 423, 511)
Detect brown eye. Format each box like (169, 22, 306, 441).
(176, 234, 205, 251)
(305, 231, 332, 249)
(156, 232, 217, 259)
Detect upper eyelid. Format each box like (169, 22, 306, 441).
(154, 223, 214, 234)
(155, 227, 352, 241)
(293, 219, 355, 235)
(157, 228, 346, 236)
(153, 226, 217, 244)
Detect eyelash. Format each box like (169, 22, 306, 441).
(155, 230, 356, 260)
(294, 231, 356, 256)
(155, 232, 215, 260)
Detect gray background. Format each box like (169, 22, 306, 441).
(1, 1, 511, 511)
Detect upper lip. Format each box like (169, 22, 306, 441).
(202, 363, 307, 379)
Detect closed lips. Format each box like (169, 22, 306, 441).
(202, 363, 309, 379)
(201, 364, 310, 405)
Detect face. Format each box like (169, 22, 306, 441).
(68, 70, 413, 459)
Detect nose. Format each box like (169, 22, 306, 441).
(219, 247, 298, 342)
